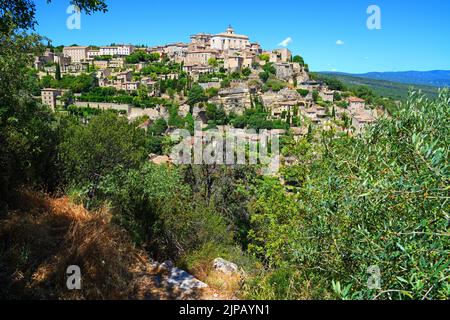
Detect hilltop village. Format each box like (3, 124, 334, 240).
(3, 0, 449, 303)
(37, 26, 380, 158)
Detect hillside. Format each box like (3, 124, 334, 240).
(353, 70, 450, 87)
(318, 72, 440, 100)
(0, 191, 235, 300)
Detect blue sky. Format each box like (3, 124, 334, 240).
(34, 0, 450, 73)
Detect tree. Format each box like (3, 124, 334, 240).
(248, 91, 450, 300)
(242, 68, 252, 77)
(148, 118, 168, 136)
(208, 57, 219, 68)
(259, 54, 270, 62)
(0, 24, 60, 206)
(297, 89, 309, 97)
(55, 63, 61, 81)
(97, 163, 232, 257)
(312, 90, 320, 103)
(58, 111, 147, 187)
(334, 91, 342, 101)
(0, 0, 108, 34)
(61, 90, 74, 107)
(292, 55, 305, 66)
(187, 84, 207, 106)
(263, 62, 276, 75)
(259, 71, 270, 83)
(206, 104, 227, 125)
(205, 87, 219, 98)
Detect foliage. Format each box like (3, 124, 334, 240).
(259, 54, 270, 62)
(40, 73, 97, 93)
(259, 71, 270, 83)
(126, 51, 160, 64)
(58, 112, 147, 187)
(205, 104, 227, 125)
(316, 72, 439, 101)
(297, 89, 309, 97)
(97, 164, 233, 260)
(264, 78, 288, 92)
(0, 0, 107, 33)
(0, 26, 60, 207)
(187, 84, 207, 106)
(292, 55, 305, 66)
(247, 91, 450, 300)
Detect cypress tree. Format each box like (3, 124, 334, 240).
(55, 63, 61, 81)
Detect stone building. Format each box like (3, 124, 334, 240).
(224, 55, 244, 72)
(41, 88, 62, 110)
(250, 42, 262, 54)
(273, 48, 292, 63)
(99, 45, 135, 56)
(87, 49, 101, 58)
(319, 90, 334, 102)
(210, 26, 250, 52)
(209, 85, 252, 114)
(164, 43, 188, 62)
(185, 49, 217, 66)
(93, 60, 109, 70)
(190, 33, 212, 49)
(348, 97, 366, 111)
(63, 46, 89, 63)
(275, 63, 294, 82)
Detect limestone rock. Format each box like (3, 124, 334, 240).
(166, 267, 208, 292)
(213, 258, 239, 275)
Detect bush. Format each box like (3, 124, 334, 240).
(248, 91, 450, 300)
(97, 164, 233, 260)
(58, 112, 148, 187)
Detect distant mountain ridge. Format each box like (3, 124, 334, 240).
(322, 70, 450, 88)
(315, 72, 439, 100)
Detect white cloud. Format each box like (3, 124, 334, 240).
(336, 40, 345, 46)
(278, 37, 293, 47)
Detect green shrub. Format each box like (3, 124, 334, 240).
(97, 164, 232, 260)
(248, 90, 450, 300)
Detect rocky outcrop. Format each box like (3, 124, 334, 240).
(209, 85, 251, 115)
(213, 258, 239, 275)
(134, 259, 209, 300)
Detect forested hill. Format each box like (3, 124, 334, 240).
(347, 70, 450, 87)
(318, 72, 440, 100)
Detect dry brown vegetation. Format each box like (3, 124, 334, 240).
(0, 191, 222, 300)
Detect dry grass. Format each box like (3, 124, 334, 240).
(0, 191, 242, 300)
(0, 191, 167, 300)
(188, 259, 243, 300)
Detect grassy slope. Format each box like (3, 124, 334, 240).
(318, 72, 440, 100)
(0, 191, 233, 300)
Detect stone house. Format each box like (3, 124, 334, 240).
(348, 97, 366, 112)
(319, 90, 334, 102)
(185, 49, 217, 66)
(63, 46, 89, 63)
(94, 60, 109, 70)
(275, 63, 294, 82)
(210, 26, 250, 52)
(224, 55, 244, 72)
(41, 88, 62, 110)
(273, 48, 292, 63)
